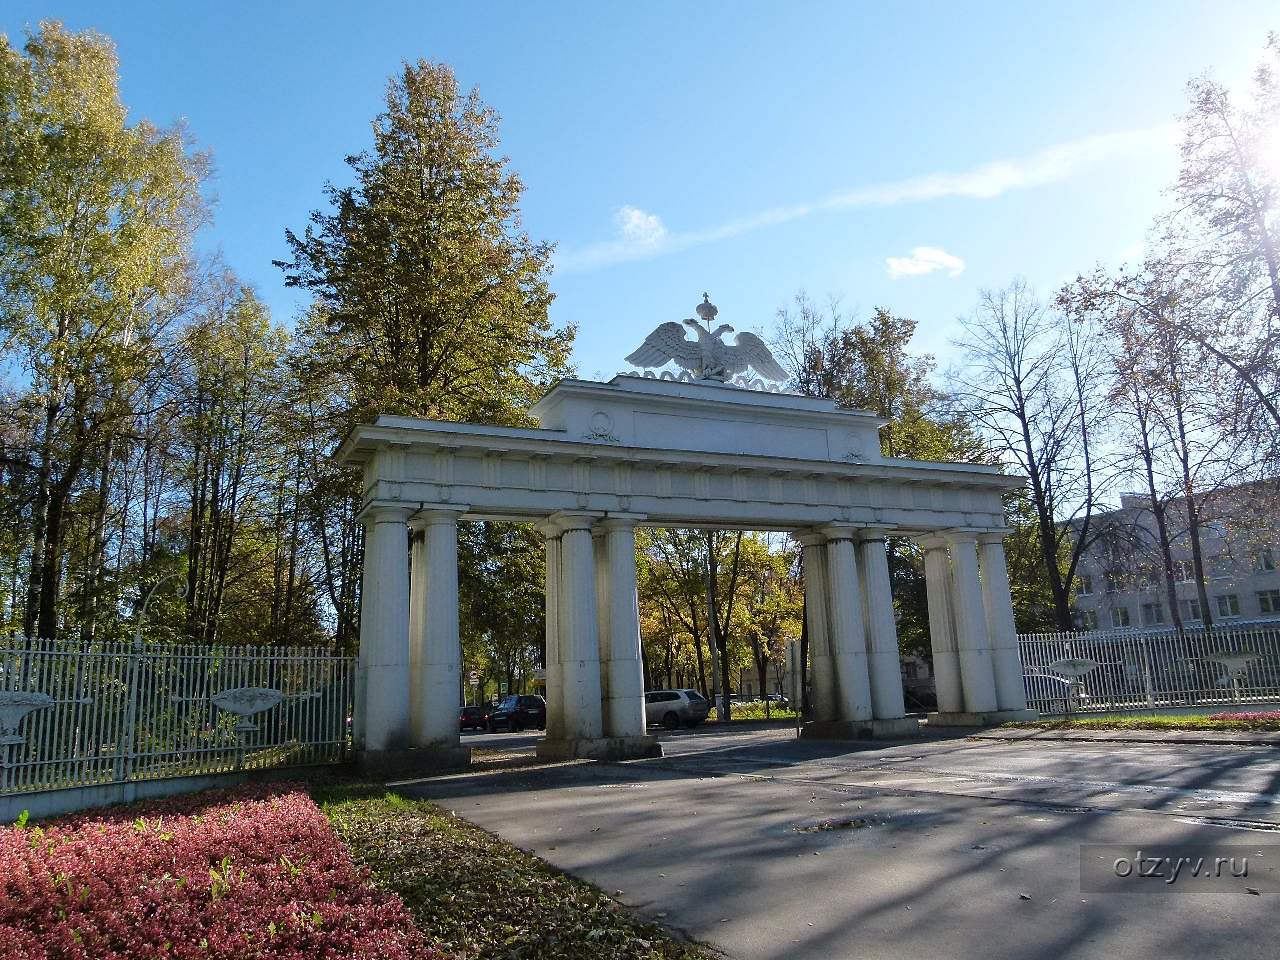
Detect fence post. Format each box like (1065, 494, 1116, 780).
(1140, 638, 1155, 709)
(113, 640, 143, 785)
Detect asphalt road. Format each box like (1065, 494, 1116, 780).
(407, 726, 1280, 960)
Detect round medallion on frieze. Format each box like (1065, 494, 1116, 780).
(590, 410, 613, 435)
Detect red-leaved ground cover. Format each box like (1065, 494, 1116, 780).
(0, 783, 443, 960)
(1207, 711, 1280, 723)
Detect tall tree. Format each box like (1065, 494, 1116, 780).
(0, 22, 207, 639)
(954, 280, 1113, 630)
(278, 60, 573, 649)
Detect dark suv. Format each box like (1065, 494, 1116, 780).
(459, 705, 487, 731)
(485, 694, 546, 732)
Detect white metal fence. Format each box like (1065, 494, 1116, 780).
(1018, 621, 1280, 715)
(0, 639, 355, 796)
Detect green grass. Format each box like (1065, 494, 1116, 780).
(314, 782, 711, 960)
(724, 700, 798, 721)
(1006, 713, 1280, 732)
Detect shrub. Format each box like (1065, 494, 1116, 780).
(0, 784, 442, 960)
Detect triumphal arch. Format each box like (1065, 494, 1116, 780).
(338, 297, 1033, 769)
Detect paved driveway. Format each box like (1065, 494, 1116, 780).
(409, 727, 1280, 959)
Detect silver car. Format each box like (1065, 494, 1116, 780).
(644, 689, 712, 729)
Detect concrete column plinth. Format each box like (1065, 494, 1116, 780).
(801, 716, 922, 741)
(926, 708, 1038, 728)
(359, 745, 473, 780)
(535, 735, 663, 762)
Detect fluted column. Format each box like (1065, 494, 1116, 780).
(919, 535, 964, 714)
(857, 529, 907, 720)
(599, 518, 646, 739)
(537, 520, 566, 739)
(823, 526, 874, 722)
(411, 510, 463, 748)
(556, 514, 604, 740)
(408, 524, 428, 741)
(799, 533, 836, 721)
(358, 505, 412, 752)
(979, 532, 1029, 712)
(948, 532, 998, 713)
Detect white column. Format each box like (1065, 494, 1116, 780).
(948, 532, 999, 713)
(858, 529, 907, 720)
(979, 532, 1029, 712)
(823, 526, 874, 722)
(556, 514, 604, 740)
(358, 505, 412, 752)
(408, 524, 428, 741)
(920, 536, 964, 714)
(599, 519, 646, 739)
(538, 522, 566, 739)
(414, 510, 463, 748)
(799, 533, 836, 721)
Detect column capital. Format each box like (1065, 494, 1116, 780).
(796, 531, 828, 548)
(819, 523, 858, 542)
(547, 510, 603, 534)
(977, 529, 1011, 545)
(916, 533, 951, 551)
(856, 526, 897, 543)
(357, 502, 414, 525)
(598, 513, 647, 533)
(408, 506, 467, 531)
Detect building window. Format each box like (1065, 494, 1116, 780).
(1174, 559, 1194, 583)
(1210, 556, 1231, 580)
(1259, 589, 1280, 614)
(1078, 574, 1094, 596)
(1141, 602, 1166, 626)
(1180, 598, 1203, 623)
(1257, 549, 1276, 573)
(1077, 610, 1099, 630)
(1203, 520, 1228, 539)
(1110, 607, 1131, 628)
(1216, 594, 1241, 618)
(1105, 571, 1121, 595)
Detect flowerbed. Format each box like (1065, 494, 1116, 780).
(1009, 711, 1280, 732)
(0, 783, 442, 960)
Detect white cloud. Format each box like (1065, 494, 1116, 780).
(615, 205, 667, 248)
(555, 124, 1176, 273)
(886, 246, 965, 279)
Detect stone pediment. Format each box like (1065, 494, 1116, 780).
(529, 376, 886, 463)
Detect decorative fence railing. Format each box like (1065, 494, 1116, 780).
(1018, 621, 1280, 715)
(0, 639, 355, 797)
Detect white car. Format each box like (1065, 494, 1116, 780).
(644, 689, 712, 729)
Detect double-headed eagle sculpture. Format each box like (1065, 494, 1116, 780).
(625, 294, 788, 383)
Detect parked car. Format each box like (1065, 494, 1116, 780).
(902, 678, 937, 713)
(459, 705, 487, 731)
(644, 689, 712, 730)
(485, 694, 546, 732)
(763, 693, 790, 708)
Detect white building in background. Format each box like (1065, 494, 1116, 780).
(1070, 486, 1280, 631)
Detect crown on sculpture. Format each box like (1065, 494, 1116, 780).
(624, 293, 788, 385)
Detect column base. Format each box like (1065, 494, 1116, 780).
(926, 708, 1039, 727)
(358, 745, 472, 779)
(801, 717, 922, 741)
(535, 735, 663, 762)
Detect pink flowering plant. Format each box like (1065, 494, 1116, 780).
(0, 784, 443, 960)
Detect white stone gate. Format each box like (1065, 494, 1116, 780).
(339, 373, 1033, 768)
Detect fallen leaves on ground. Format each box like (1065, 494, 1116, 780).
(315, 784, 710, 960)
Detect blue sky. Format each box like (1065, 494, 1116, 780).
(3, 2, 1276, 379)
